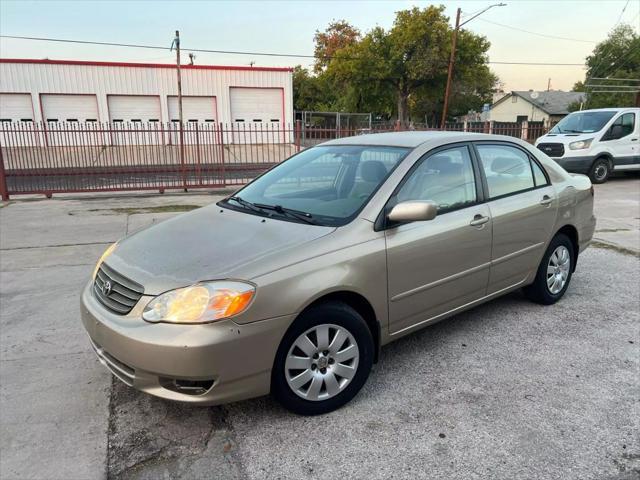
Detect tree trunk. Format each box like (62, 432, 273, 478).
(397, 85, 409, 129)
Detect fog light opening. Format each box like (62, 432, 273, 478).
(160, 377, 214, 396)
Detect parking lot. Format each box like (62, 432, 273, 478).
(1, 176, 638, 480)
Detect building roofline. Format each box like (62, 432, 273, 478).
(491, 91, 543, 112)
(0, 58, 293, 72)
(491, 90, 586, 116)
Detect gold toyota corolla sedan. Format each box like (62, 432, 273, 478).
(81, 131, 596, 415)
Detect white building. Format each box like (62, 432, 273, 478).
(489, 90, 586, 124)
(0, 58, 293, 128)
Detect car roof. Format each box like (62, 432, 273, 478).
(570, 107, 640, 113)
(320, 130, 524, 148)
(321, 130, 520, 148)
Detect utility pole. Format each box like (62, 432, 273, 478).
(441, 7, 461, 129)
(173, 30, 186, 190)
(547, 78, 551, 91)
(440, 3, 506, 128)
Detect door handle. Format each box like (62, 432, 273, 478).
(540, 195, 553, 206)
(469, 214, 490, 227)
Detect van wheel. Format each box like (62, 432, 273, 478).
(524, 233, 574, 305)
(589, 157, 610, 184)
(271, 302, 373, 415)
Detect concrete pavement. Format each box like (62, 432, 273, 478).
(592, 176, 640, 255)
(0, 178, 638, 480)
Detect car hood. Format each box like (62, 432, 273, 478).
(104, 204, 336, 294)
(536, 132, 599, 146)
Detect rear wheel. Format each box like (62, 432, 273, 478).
(589, 157, 610, 184)
(272, 302, 373, 415)
(524, 233, 574, 305)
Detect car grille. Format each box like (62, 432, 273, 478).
(537, 143, 565, 158)
(93, 263, 144, 315)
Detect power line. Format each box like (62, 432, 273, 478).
(475, 18, 597, 43)
(615, 0, 632, 25)
(594, 41, 640, 79)
(589, 0, 635, 78)
(0, 35, 315, 59)
(489, 61, 584, 66)
(585, 84, 639, 89)
(0, 34, 585, 66)
(589, 77, 640, 82)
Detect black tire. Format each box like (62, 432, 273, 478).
(589, 157, 610, 184)
(271, 301, 374, 415)
(523, 233, 575, 305)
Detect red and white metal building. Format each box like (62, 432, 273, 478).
(0, 58, 293, 127)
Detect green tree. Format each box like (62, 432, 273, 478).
(577, 25, 640, 109)
(313, 20, 361, 73)
(324, 6, 496, 125)
(293, 65, 326, 111)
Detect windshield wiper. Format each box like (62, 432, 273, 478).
(253, 203, 318, 225)
(226, 196, 266, 214)
(227, 197, 318, 225)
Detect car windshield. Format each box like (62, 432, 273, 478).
(220, 145, 410, 226)
(550, 111, 616, 134)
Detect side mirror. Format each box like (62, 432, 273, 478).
(388, 201, 438, 223)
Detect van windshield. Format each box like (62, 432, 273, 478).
(550, 111, 616, 134)
(219, 145, 410, 226)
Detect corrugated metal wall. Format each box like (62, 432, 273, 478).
(0, 61, 293, 125)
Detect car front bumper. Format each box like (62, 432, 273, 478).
(80, 282, 294, 405)
(549, 155, 596, 174)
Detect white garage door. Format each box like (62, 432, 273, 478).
(230, 88, 283, 144)
(41, 94, 98, 123)
(167, 96, 218, 145)
(107, 95, 161, 123)
(41, 94, 100, 146)
(0, 94, 39, 147)
(108, 95, 161, 145)
(167, 96, 217, 123)
(0, 93, 34, 122)
(230, 88, 282, 125)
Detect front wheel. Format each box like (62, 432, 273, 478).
(524, 233, 574, 305)
(589, 157, 610, 184)
(272, 302, 373, 415)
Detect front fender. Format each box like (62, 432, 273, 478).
(239, 236, 389, 335)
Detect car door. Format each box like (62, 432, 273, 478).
(474, 142, 557, 294)
(603, 112, 639, 169)
(384, 144, 492, 335)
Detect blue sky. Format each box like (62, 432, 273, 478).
(1, 0, 638, 91)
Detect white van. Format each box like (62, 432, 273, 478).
(535, 107, 639, 183)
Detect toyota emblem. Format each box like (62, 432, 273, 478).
(102, 280, 112, 296)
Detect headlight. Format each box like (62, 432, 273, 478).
(142, 281, 255, 324)
(92, 242, 117, 279)
(569, 138, 593, 150)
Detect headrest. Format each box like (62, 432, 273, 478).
(429, 155, 452, 172)
(491, 156, 526, 175)
(361, 161, 387, 183)
(430, 155, 461, 176)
